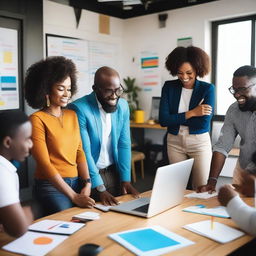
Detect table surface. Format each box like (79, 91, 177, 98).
(130, 122, 166, 130)
(0, 191, 253, 256)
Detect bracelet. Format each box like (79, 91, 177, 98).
(81, 178, 91, 186)
(208, 177, 218, 182)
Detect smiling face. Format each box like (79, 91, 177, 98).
(49, 76, 71, 108)
(94, 75, 121, 113)
(232, 76, 256, 112)
(177, 62, 197, 89)
(9, 121, 33, 162)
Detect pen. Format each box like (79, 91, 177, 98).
(211, 216, 214, 230)
(47, 222, 61, 230)
(199, 98, 204, 105)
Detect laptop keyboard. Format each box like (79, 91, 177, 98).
(133, 203, 149, 213)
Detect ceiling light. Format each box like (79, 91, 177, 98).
(123, 0, 142, 5)
(123, 5, 133, 10)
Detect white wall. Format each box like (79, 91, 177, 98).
(44, 0, 256, 119)
(123, 0, 256, 119)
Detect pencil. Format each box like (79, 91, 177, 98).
(211, 216, 214, 230)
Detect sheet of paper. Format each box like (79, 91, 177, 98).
(183, 220, 245, 243)
(183, 205, 230, 218)
(185, 191, 218, 199)
(29, 219, 85, 235)
(109, 225, 194, 256)
(2, 231, 68, 256)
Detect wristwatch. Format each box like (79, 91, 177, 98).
(81, 178, 91, 186)
(96, 184, 106, 192)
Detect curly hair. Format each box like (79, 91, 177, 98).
(165, 46, 210, 78)
(24, 56, 77, 109)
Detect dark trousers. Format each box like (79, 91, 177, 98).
(91, 164, 121, 202)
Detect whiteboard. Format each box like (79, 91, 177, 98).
(46, 34, 90, 98)
(46, 35, 120, 98)
(0, 27, 19, 110)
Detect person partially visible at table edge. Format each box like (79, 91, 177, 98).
(0, 110, 33, 237)
(218, 151, 256, 236)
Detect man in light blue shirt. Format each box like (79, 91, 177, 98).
(69, 66, 139, 205)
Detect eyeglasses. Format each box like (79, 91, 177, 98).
(97, 85, 124, 97)
(228, 83, 256, 95)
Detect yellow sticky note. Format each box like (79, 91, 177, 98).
(4, 51, 12, 63)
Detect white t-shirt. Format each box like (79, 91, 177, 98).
(0, 155, 20, 208)
(96, 99, 114, 169)
(178, 87, 193, 131)
(227, 194, 256, 236)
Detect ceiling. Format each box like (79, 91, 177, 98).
(69, 0, 220, 19)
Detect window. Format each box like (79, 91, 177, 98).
(212, 15, 256, 118)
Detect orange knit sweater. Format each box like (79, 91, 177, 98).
(30, 109, 86, 179)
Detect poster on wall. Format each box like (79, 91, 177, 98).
(46, 34, 89, 98)
(0, 27, 19, 110)
(88, 41, 119, 86)
(140, 50, 161, 92)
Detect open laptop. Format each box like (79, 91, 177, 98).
(110, 158, 194, 218)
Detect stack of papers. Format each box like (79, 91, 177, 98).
(185, 191, 218, 199)
(183, 205, 230, 218)
(183, 220, 245, 243)
(109, 226, 194, 256)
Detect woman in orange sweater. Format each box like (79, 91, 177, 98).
(24, 56, 95, 215)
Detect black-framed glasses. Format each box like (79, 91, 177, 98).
(228, 83, 256, 95)
(97, 84, 124, 97)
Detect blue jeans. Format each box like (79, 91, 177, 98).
(34, 177, 82, 216)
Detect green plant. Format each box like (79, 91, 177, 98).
(123, 77, 141, 119)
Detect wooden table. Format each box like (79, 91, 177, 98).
(0, 191, 253, 256)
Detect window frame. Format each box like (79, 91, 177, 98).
(211, 14, 256, 121)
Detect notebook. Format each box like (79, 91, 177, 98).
(183, 220, 245, 243)
(183, 205, 230, 218)
(110, 158, 194, 218)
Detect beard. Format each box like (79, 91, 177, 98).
(97, 95, 119, 113)
(239, 97, 256, 112)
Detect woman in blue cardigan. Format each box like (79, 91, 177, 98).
(159, 46, 215, 189)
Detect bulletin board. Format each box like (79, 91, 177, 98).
(0, 17, 22, 110)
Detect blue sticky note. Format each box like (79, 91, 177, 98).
(119, 228, 180, 252)
(59, 224, 69, 228)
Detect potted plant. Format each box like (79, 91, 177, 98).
(123, 76, 144, 122)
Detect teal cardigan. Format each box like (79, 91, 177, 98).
(69, 92, 131, 188)
(159, 79, 215, 135)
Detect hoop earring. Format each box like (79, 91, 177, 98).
(46, 95, 50, 107)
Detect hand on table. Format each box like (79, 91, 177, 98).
(73, 193, 95, 208)
(218, 184, 237, 206)
(99, 191, 119, 206)
(121, 182, 140, 198)
(196, 183, 216, 194)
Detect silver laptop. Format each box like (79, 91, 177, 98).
(110, 158, 194, 218)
